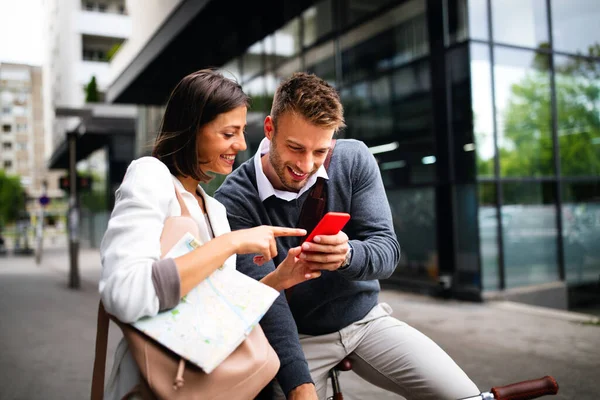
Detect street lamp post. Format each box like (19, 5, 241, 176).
(68, 131, 80, 289)
(35, 180, 49, 265)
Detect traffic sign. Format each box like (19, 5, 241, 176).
(39, 195, 50, 207)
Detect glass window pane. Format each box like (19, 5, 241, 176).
(305, 41, 336, 86)
(554, 55, 600, 177)
(344, 77, 395, 163)
(340, 0, 399, 29)
(471, 43, 495, 178)
(391, 60, 435, 185)
(491, 0, 548, 49)
(469, 0, 489, 41)
(446, 0, 469, 44)
(384, 187, 438, 285)
(478, 182, 500, 290)
(274, 56, 301, 82)
(220, 58, 241, 83)
(494, 47, 554, 177)
(447, 0, 490, 43)
(502, 182, 559, 288)
(455, 184, 483, 292)
(263, 35, 277, 72)
(242, 41, 263, 83)
(562, 181, 600, 284)
(340, 0, 428, 87)
(448, 44, 477, 182)
(342, 81, 374, 140)
(272, 17, 301, 69)
(551, 0, 600, 55)
(303, 0, 333, 48)
(244, 77, 267, 113)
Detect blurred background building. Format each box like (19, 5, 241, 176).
(42, 0, 136, 248)
(69, 0, 597, 311)
(0, 62, 62, 253)
(1, 62, 61, 200)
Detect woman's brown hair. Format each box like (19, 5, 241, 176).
(152, 68, 249, 182)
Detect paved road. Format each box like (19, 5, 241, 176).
(0, 248, 598, 399)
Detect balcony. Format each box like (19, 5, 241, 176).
(78, 61, 111, 91)
(77, 10, 131, 39)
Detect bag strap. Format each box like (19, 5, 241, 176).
(91, 180, 187, 400)
(91, 301, 110, 400)
(174, 183, 192, 217)
(297, 139, 337, 238)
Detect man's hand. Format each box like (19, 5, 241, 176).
(288, 383, 318, 400)
(259, 247, 322, 291)
(298, 230, 350, 271)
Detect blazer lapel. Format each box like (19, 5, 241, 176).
(197, 186, 236, 271)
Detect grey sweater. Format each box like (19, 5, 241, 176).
(214, 139, 401, 395)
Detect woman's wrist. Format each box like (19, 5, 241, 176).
(261, 269, 286, 292)
(221, 232, 242, 255)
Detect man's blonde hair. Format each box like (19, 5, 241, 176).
(270, 72, 346, 131)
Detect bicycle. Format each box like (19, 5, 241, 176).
(328, 358, 559, 400)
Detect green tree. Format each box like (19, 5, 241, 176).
(0, 170, 26, 225)
(107, 42, 122, 61)
(500, 71, 555, 178)
(79, 172, 108, 212)
(85, 76, 99, 103)
(481, 45, 600, 181)
(553, 45, 600, 177)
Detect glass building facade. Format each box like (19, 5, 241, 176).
(217, 0, 599, 308)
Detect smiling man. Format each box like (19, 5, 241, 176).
(214, 72, 478, 400)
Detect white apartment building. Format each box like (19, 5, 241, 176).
(42, 0, 136, 248)
(0, 62, 61, 200)
(108, 0, 182, 157)
(43, 0, 132, 159)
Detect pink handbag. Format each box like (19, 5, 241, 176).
(91, 185, 279, 400)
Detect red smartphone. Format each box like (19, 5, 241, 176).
(303, 212, 351, 244)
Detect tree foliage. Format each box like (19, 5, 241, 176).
(0, 170, 26, 225)
(79, 172, 107, 212)
(85, 76, 99, 103)
(478, 44, 600, 185)
(107, 42, 122, 61)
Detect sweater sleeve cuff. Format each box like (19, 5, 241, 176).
(151, 258, 181, 311)
(277, 360, 314, 397)
(337, 239, 364, 280)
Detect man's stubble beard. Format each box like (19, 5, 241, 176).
(270, 140, 298, 192)
(269, 138, 312, 193)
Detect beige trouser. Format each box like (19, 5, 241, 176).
(274, 303, 479, 400)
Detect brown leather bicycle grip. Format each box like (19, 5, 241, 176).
(491, 376, 559, 400)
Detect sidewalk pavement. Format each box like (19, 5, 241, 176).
(0, 248, 598, 400)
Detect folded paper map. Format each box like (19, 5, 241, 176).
(132, 232, 279, 373)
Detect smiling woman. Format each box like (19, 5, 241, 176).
(152, 69, 251, 184)
(196, 106, 248, 175)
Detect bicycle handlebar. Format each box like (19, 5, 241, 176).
(491, 376, 559, 400)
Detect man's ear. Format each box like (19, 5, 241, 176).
(264, 115, 274, 140)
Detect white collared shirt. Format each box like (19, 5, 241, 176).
(253, 137, 328, 202)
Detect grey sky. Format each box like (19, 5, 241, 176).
(0, 0, 44, 66)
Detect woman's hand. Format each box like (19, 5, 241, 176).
(227, 225, 306, 263)
(261, 247, 322, 291)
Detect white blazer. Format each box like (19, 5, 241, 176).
(99, 156, 236, 399)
